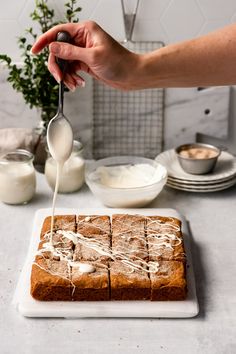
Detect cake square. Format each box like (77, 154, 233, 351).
(40, 215, 76, 239)
(38, 215, 76, 260)
(146, 216, 186, 262)
(149, 260, 187, 301)
(31, 215, 77, 301)
(109, 260, 150, 300)
(111, 214, 148, 260)
(74, 215, 111, 261)
(30, 257, 71, 301)
(112, 214, 146, 235)
(71, 261, 109, 301)
(77, 215, 111, 236)
(112, 234, 148, 260)
(73, 235, 111, 262)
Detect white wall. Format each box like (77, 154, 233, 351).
(0, 0, 235, 156)
(2, 0, 236, 61)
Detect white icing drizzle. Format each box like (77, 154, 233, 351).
(77, 217, 107, 235)
(50, 162, 63, 246)
(62, 232, 80, 245)
(34, 215, 185, 281)
(146, 217, 184, 261)
(32, 260, 71, 283)
(69, 261, 96, 273)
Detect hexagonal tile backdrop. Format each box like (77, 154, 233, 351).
(197, 0, 236, 20)
(0, 0, 27, 20)
(132, 0, 172, 42)
(1, 0, 236, 61)
(161, 0, 205, 43)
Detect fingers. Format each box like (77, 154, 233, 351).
(64, 73, 77, 91)
(72, 61, 90, 75)
(48, 52, 85, 90)
(49, 42, 89, 62)
(71, 73, 85, 87)
(31, 20, 103, 91)
(31, 21, 100, 54)
(48, 53, 62, 83)
(31, 23, 82, 54)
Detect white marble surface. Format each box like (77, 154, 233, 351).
(0, 172, 236, 354)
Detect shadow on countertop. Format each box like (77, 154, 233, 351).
(187, 222, 207, 320)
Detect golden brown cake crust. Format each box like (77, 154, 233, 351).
(31, 214, 187, 301)
(149, 260, 187, 301)
(77, 215, 111, 236)
(72, 261, 109, 301)
(109, 261, 150, 300)
(30, 258, 71, 301)
(73, 234, 110, 262)
(112, 214, 146, 234)
(75, 214, 111, 262)
(112, 214, 148, 260)
(146, 216, 186, 262)
(40, 215, 76, 239)
(31, 215, 76, 301)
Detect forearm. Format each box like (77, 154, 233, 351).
(129, 23, 236, 89)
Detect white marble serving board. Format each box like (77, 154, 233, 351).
(13, 208, 199, 318)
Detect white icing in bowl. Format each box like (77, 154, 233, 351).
(94, 163, 165, 189)
(85, 156, 167, 208)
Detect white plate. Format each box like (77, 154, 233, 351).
(168, 174, 236, 186)
(167, 179, 236, 192)
(156, 149, 236, 183)
(13, 208, 199, 318)
(167, 177, 236, 190)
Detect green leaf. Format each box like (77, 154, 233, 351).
(0, 0, 82, 125)
(0, 54, 12, 65)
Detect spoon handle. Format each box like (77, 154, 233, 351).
(56, 31, 72, 75)
(56, 31, 72, 114)
(58, 81, 64, 114)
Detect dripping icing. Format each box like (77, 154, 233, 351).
(35, 216, 185, 280)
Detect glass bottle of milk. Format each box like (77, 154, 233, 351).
(0, 150, 36, 204)
(45, 140, 85, 193)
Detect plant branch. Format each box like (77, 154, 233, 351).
(0, 0, 81, 126)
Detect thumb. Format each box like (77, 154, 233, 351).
(49, 42, 86, 61)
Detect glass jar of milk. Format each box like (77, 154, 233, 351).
(45, 140, 85, 193)
(0, 150, 36, 205)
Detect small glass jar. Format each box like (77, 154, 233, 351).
(45, 140, 85, 193)
(0, 150, 36, 205)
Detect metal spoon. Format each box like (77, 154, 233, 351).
(47, 31, 73, 163)
(47, 32, 74, 242)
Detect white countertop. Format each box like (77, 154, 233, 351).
(1, 172, 236, 354)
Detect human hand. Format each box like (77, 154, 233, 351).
(31, 21, 140, 91)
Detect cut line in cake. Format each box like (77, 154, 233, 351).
(30, 214, 187, 301)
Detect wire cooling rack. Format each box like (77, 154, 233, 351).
(92, 41, 165, 159)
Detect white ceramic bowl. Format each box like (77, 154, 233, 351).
(85, 156, 167, 208)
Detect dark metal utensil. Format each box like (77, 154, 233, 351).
(47, 31, 73, 158)
(55, 31, 72, 120)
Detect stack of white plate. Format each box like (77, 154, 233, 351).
(155, 149, 236, 192)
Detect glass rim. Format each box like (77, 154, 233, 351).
(0, 149, 34, 164)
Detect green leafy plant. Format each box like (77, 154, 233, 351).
(0, 0, 81, 128)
